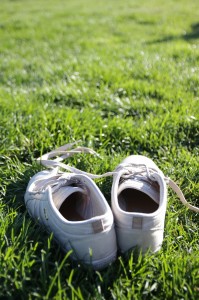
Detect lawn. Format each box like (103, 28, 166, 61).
(0, 0, 199, 299)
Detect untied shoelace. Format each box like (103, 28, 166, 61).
(36, 142, 199, 213)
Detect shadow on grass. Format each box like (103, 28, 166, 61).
(148, 22, 199, 44)
(184, 22, 199, 40)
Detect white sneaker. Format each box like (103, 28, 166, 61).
(111, 155, 199, 253)
(24, 143, 117, 269)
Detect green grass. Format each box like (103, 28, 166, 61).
(0, 0, 199, 298)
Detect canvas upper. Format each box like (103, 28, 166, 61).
(25, 168, 117, 269)
(111, 155, 168, 253)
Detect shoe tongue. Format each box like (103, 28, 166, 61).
(53, 186, 85, 210)
(118, 179, 159, 204)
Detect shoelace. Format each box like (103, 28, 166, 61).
(37, 142, 199, 213)
(37, 142, 116, 179)
(115, 163, 199, 213)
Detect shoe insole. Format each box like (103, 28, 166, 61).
(59, 192, 85, 221)
(118, 189, 159, 213)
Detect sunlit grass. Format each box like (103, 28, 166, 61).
(0, 0, 199, 298)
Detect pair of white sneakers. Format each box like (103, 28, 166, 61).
(24, 142, 199, 269)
